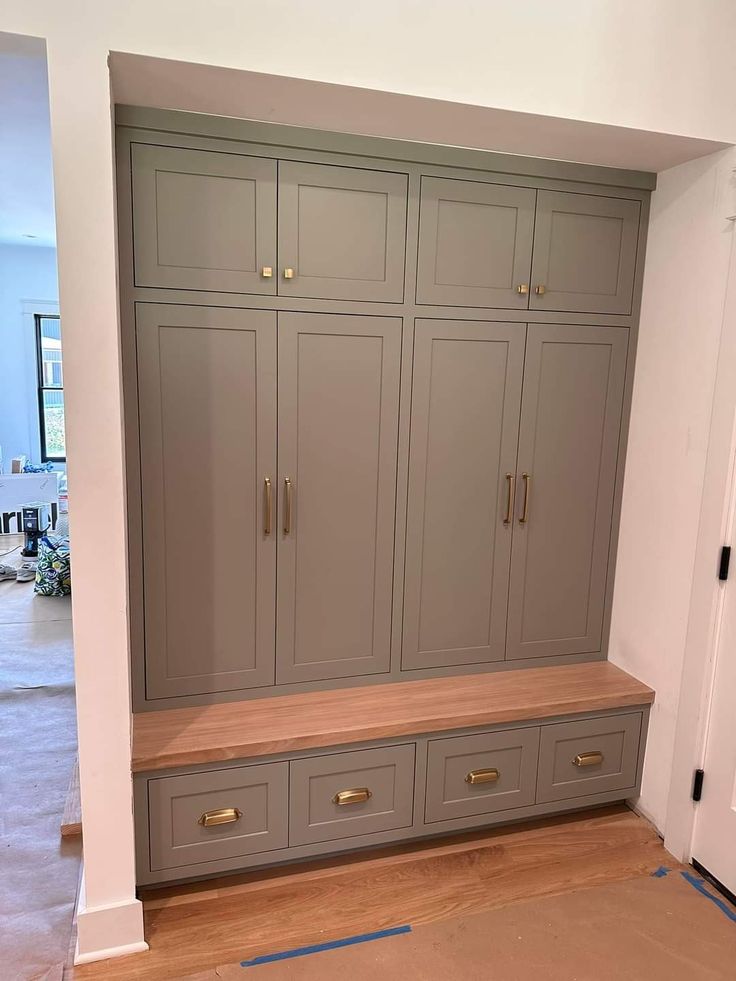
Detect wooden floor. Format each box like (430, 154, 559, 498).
(70, 804, 677, 980)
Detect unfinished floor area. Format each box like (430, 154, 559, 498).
(0, 534, 80, 981)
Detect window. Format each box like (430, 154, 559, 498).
(35, 314, 66, 462)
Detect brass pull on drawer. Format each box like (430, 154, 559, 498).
(332, 787, 372, 806)
(465, 768, 500, 785)
(573, 751, 604, 767)
(198, 807, 243, 827)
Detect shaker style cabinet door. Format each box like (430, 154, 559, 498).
(136, 304, 277, 698)
(529, 191, 640, 315)
(506, 324, 628, 660)
(277, 161, 408, 302)
(131, 144, 277, 294)
(276, 312, 401, 683)
(402, 320, 525, 670)
(416, 177, 536, 309)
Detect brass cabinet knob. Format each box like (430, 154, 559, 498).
(283, 268, 295, 279)
(332, 787, 372, 805)
(534, 284, 546, 295)
(261, 266, 273, 278)
(198, 807, 242, 827)
(516, 284, 529, 295)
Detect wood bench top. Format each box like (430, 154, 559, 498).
(132, 661, 654, 773)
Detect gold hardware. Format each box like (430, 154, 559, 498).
(333, 788, 372, 806)
(516, 284, 529, 295)
(198, 807, 242, 827)
(504, 473, 515, 525)
(534, 284, 546, 295)
(261, 266, 273, 278)
(519, 472, 531, 524)
(283, 477, 292, 534)
(465, 768, 500, 785)
(283, 268, 295, 279)
(573, 751, 604, 767)
(264, 477, 272, 536)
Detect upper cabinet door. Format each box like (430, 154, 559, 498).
(416, 177, 536, 309)
(276, 312, 401, 684)
(402, 320, 525, 670)
(529, 191, 640, 315)
(132, 144, 277, 294)
(277, 161, 408, 302)
(506, 324, 628, 661)
(136, 304, 277, 698)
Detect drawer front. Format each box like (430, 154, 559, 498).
(537, 713, 642, 803)
(289, 745, 415, 846)
(148, 762, 288, 871)
(425, 727, 540, 823)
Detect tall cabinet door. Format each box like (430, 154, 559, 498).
(416, 178, 536, 309)
(506, 324, 628, 660)
(136, 304, 277, 698)
(402, 320, 525, 670)
(276, 312, 401, 684)
(277, 161, 408, 302)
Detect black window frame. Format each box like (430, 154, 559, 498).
(34, 313, 66, 463)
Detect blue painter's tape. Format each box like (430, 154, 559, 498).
(681, 871, 736, 923)
(651, 866, 671, 878)
(241, 924, 412, 967)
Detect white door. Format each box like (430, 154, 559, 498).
(691, 528, 736, 895)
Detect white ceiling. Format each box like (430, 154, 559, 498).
(0, 33, 56, 248)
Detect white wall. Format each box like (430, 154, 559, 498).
(0, 243, 58, 465)
(609, 149, 736, 831)
(4, 0, 736, 963)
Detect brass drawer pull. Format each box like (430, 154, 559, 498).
(519, 472, 531, 524)
(465, 768, 500, 785)
(332, 787, 372, 806)
(264, 477, 273, 535)
(573, 751, 604, 767)
(261, 266, 273, 278)
(283, 267, 295, 279)
(198, 807, 242, 827)
(504, 473, 515, 525)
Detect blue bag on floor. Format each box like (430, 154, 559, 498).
(34, 535, 71, 596)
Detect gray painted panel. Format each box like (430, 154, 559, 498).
(537, 712, 642, 803)
(132, 144, 277, 294)
(276, 313, 401, 683)
(402, 320, 525, 669)
(148, 761, 288, 870)
(507, 325, 628, 660)
(136, 304, 277, 697)
(417, 178, 535, 308)
(289, 744, 415, 845)
(425, 726, 540, 823)
(278, 161, 408, 302)
(530, 191, 640, 314)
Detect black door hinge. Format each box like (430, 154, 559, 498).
(719, 546, 731, 581)
(692, 768, 704, 802)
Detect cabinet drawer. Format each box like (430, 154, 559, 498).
(425, 728, 540, 823)
(148, 762, 288, 871)
(289, 745, 415, 846)
(537, 713, 642, 803)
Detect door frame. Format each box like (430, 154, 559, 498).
(665, 228, 736, 862)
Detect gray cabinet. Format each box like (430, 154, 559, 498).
(278, 161, 408, 302)
(276, 313, 401, 684)
(136, 304, 277, 698)
(131, 144, 277, 294)
(416, 178, 536, 308)
(506, 325, 628, 660)
(529, 191, 640, 314)
(402, 320, 525, 670)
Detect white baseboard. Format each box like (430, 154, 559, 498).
(74, 874, 148, 965)
(74, 939, 150, 965)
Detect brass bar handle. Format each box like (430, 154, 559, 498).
(263, 477, 272, 535)
(332, 787, 372, 806)
(465, 768, 500, 785)
(198, 807, 242, 827)
(519, 472, 531, 524)
(283, 477, 292, 535)
(503, 473, 515, 525)
(573, 751, 604, 767)
(516, 283, 529, 295)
